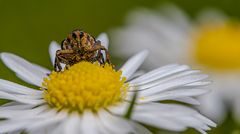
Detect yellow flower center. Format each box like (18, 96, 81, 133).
(193, 22, 240, 70)
(42, 62, 128, 113)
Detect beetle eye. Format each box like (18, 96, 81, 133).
(72, 33, 77, 39)
(79, 32, 84, 38)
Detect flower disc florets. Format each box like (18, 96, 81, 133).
(43, 62, 128, 113)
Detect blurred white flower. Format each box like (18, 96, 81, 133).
(0, 33, 216, 134)
(111, 4, 240, 123)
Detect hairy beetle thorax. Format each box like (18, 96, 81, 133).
(61, 30, 96, 51)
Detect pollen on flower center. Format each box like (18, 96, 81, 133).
(193, 22, 240, 70)
(42, 62, 128, 113)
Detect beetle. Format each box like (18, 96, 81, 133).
(54, 29, 111, 72)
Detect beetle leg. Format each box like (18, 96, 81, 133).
(100, 52, 104, 64)
(96, 50, 104, 64)
(89, 43, 111, 64)
(94, 44, 105, 64)
(54, 55, 62, 72)
(65, 64, 71, 70)
(54, 50, 75, 72)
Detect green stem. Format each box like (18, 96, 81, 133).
(124, 91, 138, 119)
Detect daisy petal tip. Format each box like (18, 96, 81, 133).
(98, 32, 108, 39)
(0, 52, 10, 58)
(97, 33, 109, 49)
(49, 41, 60, 48)
(212, 122, 217, 128)
(0, 52, 15, 63)
(137, 49, 149, 59)
(0, 52, 6, 60)
(207, 120, 217, 128)
(49, 41, 61, 64)
(141, 49, 149, 55)
(120, 50, 149, 79)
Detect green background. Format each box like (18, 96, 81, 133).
(0, 0, 240, 133)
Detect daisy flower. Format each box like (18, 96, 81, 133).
(111, 5, 240, 123)
(0, 33, 215, 134)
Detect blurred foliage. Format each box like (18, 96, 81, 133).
(0, 0, 240, 133)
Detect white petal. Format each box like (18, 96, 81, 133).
(0, 79, 43, 95)
(127, 70, 146, 82)
(47, 113, 81, 134)
(49, 118, 74, 134)
(185, 81, 211, 87)
(0, 91, 44, 105)
(120, 50, 148, 80)
(134, 103, 198, 115)
(81, 111, 100, 134)
(131, 65, 191, 86)
(139, 88, 209, 103)
(27, 111, 67, 132)
(32, 63, 51, 75)
(128, 121, 152, 134)
(128, 93, 201, 106)
(130, 64, 179, 84)
(49, 41, 61, 65)
(61, 113, 81, 134)
(1, 109, 58, 134)
(81, 111, 149, 134)
(96, 33, 109, 62)
(173, 97, 201, 105)
(0, 119, 31, 133)
(0, 53, 47, 86)
(1, 102, 36, 110)
(97, 33, 109, 49)
(197, 91, 226, 123)
(175, 116, 210, 133)
(139, 73, 208, 96)
(49, 41, 65, 69)
(0, 105, 48, 119)
(98, 110, 134, 134)
(107, 102, 129, 115)
(98, 110, 151, 134)
(28, 125, 57, 134)
(133, 111, 186, 131)
(195, 114, 216, 128)
(8, 130, 22, 134)
(132, 103, 216, 133)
